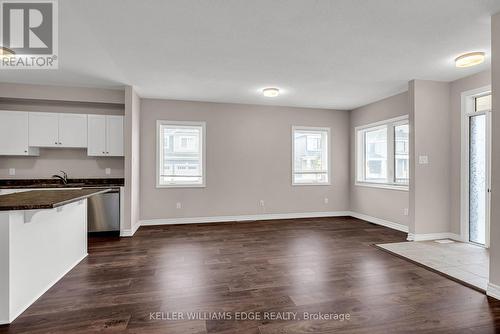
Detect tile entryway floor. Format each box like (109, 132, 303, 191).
(376, 240, 489, 291)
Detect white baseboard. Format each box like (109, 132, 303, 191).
(348, 212, 408, 233)
(132, 221, 141, 234)
(140, 211, 352, 226)
(120, 220, 141, 237)
(406, 232, 463, 242)
(487, 282, 500, 300)
(131, 211, 467, 244)
(120, 229, 134, 237)
(139, 211, 410, 236)
(447, 233, 463, 241)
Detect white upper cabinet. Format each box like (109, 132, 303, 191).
(87, 115, 124, 156)
(59, 114, 87, 148)
(87, 115, 107, 156)
(0, 110, 122, 156)
(106, 115, 124, 156)
(28, 112, 87, 148)
(0, 111, 39, 156)
(29, 112, 59, 147)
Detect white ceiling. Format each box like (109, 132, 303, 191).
(1, 0, 499, 110)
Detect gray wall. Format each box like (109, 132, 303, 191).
(0, 92, 125, 179)
(449, 70, 491, 235)
(0, 82, 124, 104)
(349, 92, 410, 226)
(409, 80, 451, 235)
(490, 11, 500, 289)
(140, 99, 350, 220)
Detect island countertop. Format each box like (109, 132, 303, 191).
(0, 188, 110, 211)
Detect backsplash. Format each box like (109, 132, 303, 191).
(0, 177, 124, 188)
(0, 148, 124, 179)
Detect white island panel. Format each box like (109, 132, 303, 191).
(0, 200, 88, 324)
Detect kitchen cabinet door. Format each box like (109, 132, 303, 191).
(87, 115, 107, 156)
(59, 113, 87, 148)
(0, 111, 39, 155)
(28, 112, 59, 147)
(106, 115, 124, 156)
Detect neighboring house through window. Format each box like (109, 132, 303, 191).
(356, 116, 409, 189)
(292, 126, 330, 185)
(157, 120, 206, 187)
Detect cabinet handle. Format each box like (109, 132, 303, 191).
(59, 142, 62, 145)
(24, 150, 27, 153)
(55, 141, 57, 144)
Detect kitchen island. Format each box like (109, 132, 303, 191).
(0, 188, 109, 324)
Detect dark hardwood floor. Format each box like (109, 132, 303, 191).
(2, 217, 500, 333)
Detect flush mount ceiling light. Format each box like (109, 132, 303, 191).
(455, 52, 485, 68)
(262, 87, 280, 97)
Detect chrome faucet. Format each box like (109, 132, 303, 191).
(52, 170, 68, 185)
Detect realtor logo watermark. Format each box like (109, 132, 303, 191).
(0, 0, 58, 69)
(149, 311, 352, 322)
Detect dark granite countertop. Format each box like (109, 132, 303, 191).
(0, 188, 111, 211)
(0, 178, 124, 189)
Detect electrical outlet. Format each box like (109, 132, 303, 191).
(8, 168, 15, 176)
(105, 168, 111, 175)
(403, 208, 409, 216)
(324, 197, 329, 204)
(259, 200, 265, 207)
(418, 155, 429, 164)
(176, 202, 182, 209)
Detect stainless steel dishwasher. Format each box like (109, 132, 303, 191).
(87, 188, 120, 233)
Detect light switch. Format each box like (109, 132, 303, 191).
(105, 168, 111, 175)
(418, 155, 429, 164)
(8, 168, 15, 176)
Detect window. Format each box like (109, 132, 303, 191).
(356, 116, 409, 189)
(475, 94, 492, 112)
(292, 126, 330, 185)
(157, 121, 205, 187)
(394, 124, 409, 184)
(364, 126, 387, 182)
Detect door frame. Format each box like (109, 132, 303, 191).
(460, 86, 492, 247)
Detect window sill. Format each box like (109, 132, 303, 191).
(355, 182, 408, 191)
(156, 184, 206, 189)
(292, 182, 331, 186)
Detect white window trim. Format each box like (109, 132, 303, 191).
(354, 182, 409, 191)
(355, 115, 409, 191)
(292, 125, 331, 186)
(156, 120, 206, 188)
